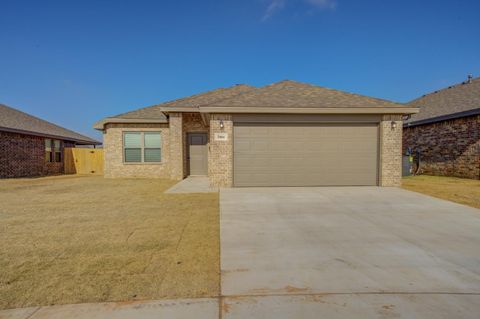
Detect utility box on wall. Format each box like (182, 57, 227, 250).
(402, 155, 413, 176)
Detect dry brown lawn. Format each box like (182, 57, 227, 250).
(0, 175, 219, 310)
(402, 175, 480, 209)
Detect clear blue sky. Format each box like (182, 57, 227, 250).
(1, 0, 479, 140)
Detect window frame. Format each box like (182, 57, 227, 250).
(123, 131, 162, 164)
(143, 132, 162, 163)
(45, 139, 63, 163)
(45, 139, 53, 162)
(123, 132, 142, 163)
(53, 139, 62, 163)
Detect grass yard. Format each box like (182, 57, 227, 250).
(0, 175, 219, 310)
(402, 175, 480, 209)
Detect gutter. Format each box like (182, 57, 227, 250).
(198, 106, 419, 115)
(95, 106, 419, 130)
(158, 106, 200, 113)
(93, 117, 169, 130)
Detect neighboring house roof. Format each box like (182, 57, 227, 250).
(0, 104, 101, 145)
(405, 76, 480, 127)
(94, 80, 417, 130)
(207, 80, 406, 108)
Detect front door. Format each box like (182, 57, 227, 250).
(188, 133, 208, 175)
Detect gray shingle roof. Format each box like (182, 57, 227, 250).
(0, 104, 100, 144)
(406, 76, 480, 124)
(95, 80, 416, 130)
(113, 84, 255, 120)
(207, 80, 407, 108)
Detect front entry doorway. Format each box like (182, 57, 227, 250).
(188, 133, 208, 175)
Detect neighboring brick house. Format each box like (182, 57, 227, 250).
(403, 75, 480, 179)
(94, 80, 418, 187)
(0, 104, 101, 178)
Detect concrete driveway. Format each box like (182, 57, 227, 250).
(220, 187, 480, 318)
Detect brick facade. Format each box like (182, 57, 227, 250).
(103, 113, 404, 187)
(103, 123, 171, 178)
(168, 113, 183, 180)
(379, 115, 403, 186)
(403, 115, 480, 180)
(208, 114, 233, 188)
(0, 131, 66, 178)
(102, 113, 209, 180)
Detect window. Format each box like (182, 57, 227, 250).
(124, 132, 161, 163)
(45, 139, 62, 162)
(144, 133, 162, 162)
(124, 133, 142, 162)
(45, 139, 52, 162)
(54, 140, 62, 162)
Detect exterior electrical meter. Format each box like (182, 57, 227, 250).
(403, 148, 414, 176)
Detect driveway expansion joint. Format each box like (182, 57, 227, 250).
(23, 307, 40, 319)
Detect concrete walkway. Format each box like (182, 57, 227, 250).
(0, 298, 219, 319)
(4, 294, 480, 319)
(165, 176, 217, 193)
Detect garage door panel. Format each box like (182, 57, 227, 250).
(234, 123, 378, 187)
(234, 155, 305, 169)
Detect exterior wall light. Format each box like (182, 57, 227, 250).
(220, 120, 224, 129)
(391, 121, 397, 130)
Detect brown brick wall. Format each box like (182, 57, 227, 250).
(379, 115, 403, 186)
(0, 131, 65, 178)
(102, 114, 209, 180)
(168, 113, 184, 180)
(403, 115, 480, 179)
(208, 114, 233, 187)
(103, 123, 171, 178)
(206, 114, 403, 188)
(101, 113, 405, 187)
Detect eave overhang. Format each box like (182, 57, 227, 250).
(96, 106, 419, 130)
(158, 106, 200, 113)
(93, 117, 169, 130)
(0, 126, 101, 145)
(404, 107, 480, 128)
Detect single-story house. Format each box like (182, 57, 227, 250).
(403, 75, 480, 179)
(0, 104, 101, 178)
(94, 80, 417, 187)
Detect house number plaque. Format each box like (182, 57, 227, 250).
(214, 133, 228, 141)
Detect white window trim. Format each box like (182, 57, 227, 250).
(122, 131, 162, 164)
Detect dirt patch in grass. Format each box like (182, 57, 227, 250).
(402, 175, 480, 209)
(0, 175, 219, 310)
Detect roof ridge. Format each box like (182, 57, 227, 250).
(194, 85, 257, 108)
(406, 75, 480, 123)
(112, 84, 253, 118)
(300, 80, 404, 106)
(223, 79, 405, 107)
(409, 75, 480, 103)
(203, 79, 408, 108)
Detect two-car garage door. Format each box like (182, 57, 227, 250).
(233, 122, 379, 187)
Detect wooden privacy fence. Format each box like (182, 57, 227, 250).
(64, 148, 104, 175)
